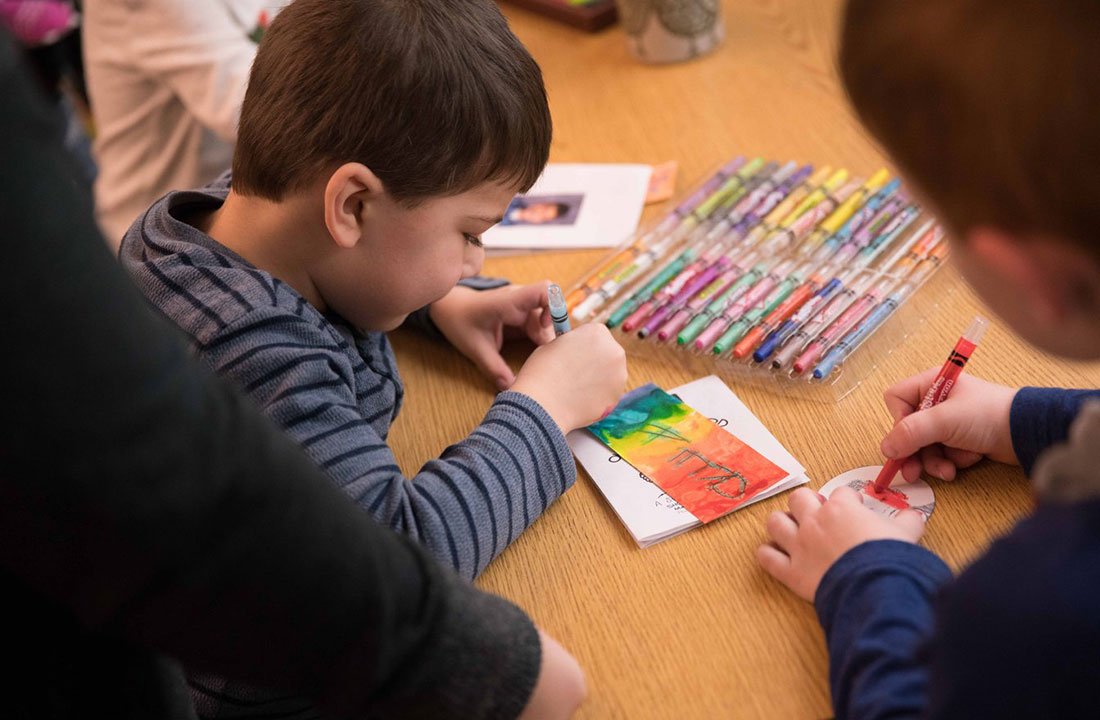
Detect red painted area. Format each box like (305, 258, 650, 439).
(863, 483, 909, 510)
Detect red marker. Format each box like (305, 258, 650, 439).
(873, 316, 989, 492)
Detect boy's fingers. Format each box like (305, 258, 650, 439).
(900, 456, 923, 483)
(788, 487, 823, 523)
(944, 447, 983, 469)
(756, 543, 793, 585)
(492, 283, 550, 328)
(884, 397, 916, 426)
(894, 509, 927, 540)
(764, 510, 798, 550)
(467, 339, 515, 390)
(826, 485, 862, 505)
(528, 308, 554, 344)
(881, 403, 959, 459)
(883, 367, 940, 422)
(517, 281, 552, 311)
(920, 444, 956, 481)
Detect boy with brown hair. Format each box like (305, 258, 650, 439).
(758, 1, 1100, 717)
(121, 0, 624, 716)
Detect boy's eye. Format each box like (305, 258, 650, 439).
(463, 233, 484, 248)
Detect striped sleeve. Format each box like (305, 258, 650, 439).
(201, 307, 576, 581)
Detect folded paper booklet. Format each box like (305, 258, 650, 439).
(482, 163, 652, 252)
(568, 376, 808, 547)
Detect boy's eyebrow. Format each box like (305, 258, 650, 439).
(470, 215, 504, 225)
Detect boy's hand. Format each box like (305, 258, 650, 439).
(882, 369, 1019, 482)
(510, 323, 628, 433)
(518, 629, 586, 720)
(429, 283, 555, 391)
(757, 487, 925, 602)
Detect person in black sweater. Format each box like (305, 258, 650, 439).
(0, 28, 583, 720)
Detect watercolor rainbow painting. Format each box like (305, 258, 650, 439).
(588, 384, 788, 523)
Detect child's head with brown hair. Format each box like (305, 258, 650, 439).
(234, 0, 549, 204)
(839, 0, 1100, 358)
(211, 0, 551, 331)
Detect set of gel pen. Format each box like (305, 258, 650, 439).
(565, 156, 950, 399)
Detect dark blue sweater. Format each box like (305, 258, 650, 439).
(815, 387, 1100, 719)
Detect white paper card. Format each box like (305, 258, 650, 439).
(567, 375, 809, 547)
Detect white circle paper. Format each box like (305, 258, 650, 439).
(818, 465, 935, 521)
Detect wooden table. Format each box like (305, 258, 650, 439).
(388, 2, 1100, 717)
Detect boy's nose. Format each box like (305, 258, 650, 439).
(462, 244, 485, 279)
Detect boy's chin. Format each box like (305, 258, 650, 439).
(357, 314, 409, 333)
(377, 314, 409, 332)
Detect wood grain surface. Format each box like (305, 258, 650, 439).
(386, 2, 1100, 717)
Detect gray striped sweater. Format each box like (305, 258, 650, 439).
(119, 178, 574, 718)
(120, 176, 576, 582)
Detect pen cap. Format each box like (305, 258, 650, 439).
(548, 283, 568, 320)
(962, 316, 989, 345)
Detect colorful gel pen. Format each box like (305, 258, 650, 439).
(566, 156, 745, 310)
(606, 254, 691, 328)
(548, 284, 571, 335)
(799, 169, 891, 255)
(723, 160, 799, 228)
(694, 181, 856, 349)
(778, 178, 863, 255)
(788, 168, 849, 220)
(871, 315, 988, 491)
(732, 269, 831, 359)
(795, 281, 894, 374)
(733, 165, 834, 253)
(695, 258, 795, 352)
(617, 161, 784, 334)
(676, 257, 768, 346)
(813, 178, 901, 260)
(790, 222, 936, 374)
(855, 204, 923, 264)
(671, 165, 835, 347)
(849, 192, 908, 250)
(828, 194, 907, 265)
(753, 273, 848, 362)
(696, 161, 781, 244)
(712, 260, 816, 356)
(638, 254, 735, 338)
(770, 218, 930, 370)
(619, 251, 711, 332)
(577, 158, 770, 322)
(812, 243, 952, 380)
(655, 264, 744, 342)
(729, 164, 815, 238)
(644, 168, 826, 338)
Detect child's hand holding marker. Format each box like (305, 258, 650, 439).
(512, 288, 627, 433)
(880, 369, 1019, 483)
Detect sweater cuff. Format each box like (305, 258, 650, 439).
(815, 540, 952, 626)
(1010, 387, 1100, 476)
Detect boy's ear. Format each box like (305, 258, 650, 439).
(323, 163, 386, 249)
(967, 226, 1100, 322)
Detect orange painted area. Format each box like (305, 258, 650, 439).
(635, 421, 787, 523)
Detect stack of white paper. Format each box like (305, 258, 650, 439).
(567, 376, 809, 548)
